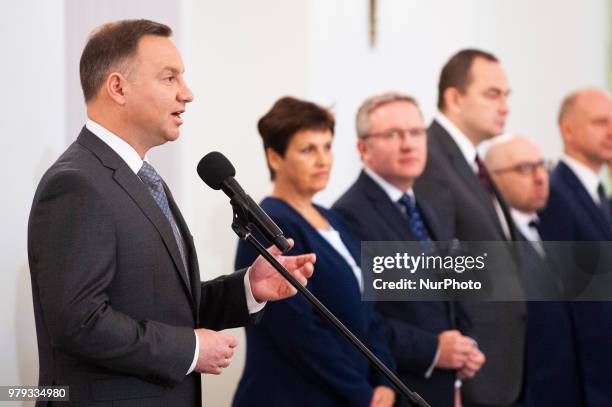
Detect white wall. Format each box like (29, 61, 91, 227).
(1, 2, 65, 402)
(0, 1, 184, 405)
(475, 0, 609, 158)
(309, 0, 610, 206)
(0, 1, 608, 406)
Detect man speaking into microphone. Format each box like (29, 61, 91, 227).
(27, 19, 315, 406)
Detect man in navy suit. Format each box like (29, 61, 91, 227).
(333, 92, 485, 407)
(539, 88, 612, 406)
(486, 135, 583, 406)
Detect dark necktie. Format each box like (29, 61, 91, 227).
(527, 218, 545, 258)
(597, 184, 612, 225)
(528, 218, 539, 231)
(398, 193, 432, 242)
(138, 162, 190, 282)
(475, 155, 493, 195)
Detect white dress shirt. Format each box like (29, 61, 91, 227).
(511, 209, 545, 257)
(435, 112, 478, 172)
(363, 166, 415, 207)
(511, 209, 541, 242)
(362, 166, 439, 377)
(434, 113, 512, 239)
(85, 120, 265, 374)
(561, 154, 603, 205)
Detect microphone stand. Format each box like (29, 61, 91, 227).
(230, 199, 431, 407)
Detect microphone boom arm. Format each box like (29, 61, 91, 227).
(229, 200, 431, 407)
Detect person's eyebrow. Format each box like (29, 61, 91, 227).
(591, 116, 610, 124)
(485, 87, 511, 97)
(160, 66, 184, 74)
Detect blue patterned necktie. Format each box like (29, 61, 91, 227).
(138, 161, 190, 283)
(398, 193, 432, 242)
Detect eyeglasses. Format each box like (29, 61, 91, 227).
(492, 160, 551, 175)
(361, 127, 427, 142)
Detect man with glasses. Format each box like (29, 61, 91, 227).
(333, 92, 484, 407)
(414, 49, 526, 407)
(486, 136, 550, 227)
(485, 135, 582, 406)
(539, 88, 612, 406)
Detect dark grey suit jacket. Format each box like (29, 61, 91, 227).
(414, 120, 527, 406)
(28, 127, 253, 406)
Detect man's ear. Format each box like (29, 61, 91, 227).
(559, 119, 574, 146)
(357, 138, 368, 163)
(105, 72, 128, 106)
(443, 87, 462, 114)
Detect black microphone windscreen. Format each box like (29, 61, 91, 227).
(197, 151, 236, 190)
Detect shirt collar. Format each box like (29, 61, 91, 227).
(510, 208, 540, 241)
(363, 166, 415, 203)
(86, 119, 148, 175)
(561, 154, 602, 204)
(435, 112, 479, 172)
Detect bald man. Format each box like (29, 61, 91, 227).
(486, 136, 553, 298)
(539, 88, 612, 406)
(486, 136, 548, 220)
(486, 135, 583, 406)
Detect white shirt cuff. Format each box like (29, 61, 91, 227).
(244, 267, 267, 314)
(187, 331, 199, 374)
(424, 347, 440, 378)
(186, 268, 265, 375)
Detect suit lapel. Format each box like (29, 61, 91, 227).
(113, 168, 194, 299)
(557, 162, 612, 238)
(358, 171, 416, 241)
(429, 121, 514, 240)
(77, 128, 196, 306)
(490, 182, 518, 241)
(261, 198, 363, 296)
(417, 198, 447, 241)
(165, 183, 201, 310)
(429, 121, 491, 203)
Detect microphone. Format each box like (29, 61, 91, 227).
(197, 151, 291, 253)
(196, 155, 430, 407)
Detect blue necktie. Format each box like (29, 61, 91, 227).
(138, 162, 190, 283)
(398, 193, 432, 242)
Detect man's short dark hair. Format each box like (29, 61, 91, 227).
(258, 96, 335, 180)
(80, 19, 172, 102)
(437, 49, 499, 111)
